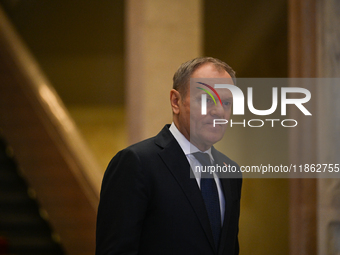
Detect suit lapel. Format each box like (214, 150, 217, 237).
(155, 126, 217, 252)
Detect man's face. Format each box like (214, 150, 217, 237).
(174, 63, 233, 151)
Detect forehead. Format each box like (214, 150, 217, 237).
(190, 83, 233, 99)
(190, 64, 234, 98)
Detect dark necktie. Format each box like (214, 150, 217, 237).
(193, 152, 221, 249)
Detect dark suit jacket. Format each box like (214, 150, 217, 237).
(96, 125, 242, 255)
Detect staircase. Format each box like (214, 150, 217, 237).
(0, 136, 65, 255)
(0, 6, 102, 255)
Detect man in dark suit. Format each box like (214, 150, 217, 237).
(96, 57, 242, 255)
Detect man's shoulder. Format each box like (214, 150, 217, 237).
(119, 137, 158, 162)
(127, 135, 158, 152)
(125, 124, 173, 152)
(113, 124, 176, 161)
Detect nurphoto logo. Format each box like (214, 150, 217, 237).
(195, 79, 312, 128)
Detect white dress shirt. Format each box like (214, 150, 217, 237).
(169, 122, 225, 224)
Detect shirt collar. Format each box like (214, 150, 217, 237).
(169, 122, 213, 159)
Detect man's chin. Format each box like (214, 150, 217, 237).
(195, 132, 225, 148)
(204, 124, 226, 136)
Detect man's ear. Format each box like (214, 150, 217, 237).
(170, 89, 181, 114)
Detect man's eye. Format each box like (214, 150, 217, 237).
(223, 101, 231, 106)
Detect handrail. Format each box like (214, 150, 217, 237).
(0, 6, 102, 209)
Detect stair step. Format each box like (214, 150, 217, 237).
(0, 137, 65, 254)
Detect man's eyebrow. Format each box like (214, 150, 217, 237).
(222, 97, 233, 100)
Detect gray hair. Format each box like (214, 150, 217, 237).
(172, 57, 236, 98)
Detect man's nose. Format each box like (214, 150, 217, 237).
(210, 103, 225, 117)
